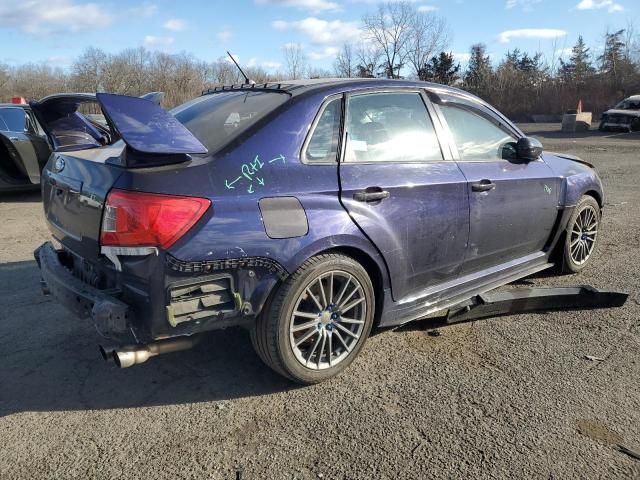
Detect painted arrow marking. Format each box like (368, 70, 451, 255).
(268, 154, 286, 164)
(247, 184, 254, 194)
(225, 176, 242, 189)
(256, 177, 265, 186)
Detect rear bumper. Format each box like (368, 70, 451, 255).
(34, 241, 284, 342)
(35, 242, 133, 339)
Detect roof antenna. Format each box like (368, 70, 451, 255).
(227, 51, 254, 85)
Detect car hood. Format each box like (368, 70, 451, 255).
(545, 151, 594, 169)
(602, 108, 640, 117)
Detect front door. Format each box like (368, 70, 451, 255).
(438, 102, 561, 274)
(339, 90, 469, 302)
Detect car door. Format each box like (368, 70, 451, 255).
(437, 99, 561, 274)
(0, 107, 44, 184)
(338, 90, 469, 302)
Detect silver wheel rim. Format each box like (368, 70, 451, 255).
(570, 205, 598, 265)
(289, 270, 367, 370)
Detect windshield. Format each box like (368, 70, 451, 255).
(614, 99, 640, 110)
(171, 91, 289, 154)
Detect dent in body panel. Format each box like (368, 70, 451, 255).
(542, 153, 604, 207)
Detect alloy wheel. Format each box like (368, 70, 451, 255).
(569, 205, 598, 265)
(288, 270, 367, 370)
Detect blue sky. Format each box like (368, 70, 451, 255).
(0, 0, 637, 73)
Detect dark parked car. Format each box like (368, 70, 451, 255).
(599, 95, 640, 132)
(34, 79, 604, 384)
(0, 102, 52, 192)
(0, 93, 160, 193)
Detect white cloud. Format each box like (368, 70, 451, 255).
(498, 28, 567, 43)
(0, 0, 112, 35)
(272, 17, 361, 45)
(247, 58, 282, 70)
(143, 35, 174, 48)
(452, 52, 471, 63)
(256, 0, 339, 12)
(576, 0, 624, 12)
(309, 46, 339, 60)
(216, 30, 232, 43)
(417, 5, 438, 12)
(505, 0, 541, 11)
(163, 18, 186, 32)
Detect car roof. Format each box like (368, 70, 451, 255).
(0, 103, 29, 109)
(623, 95, 640, 101)
(202, 78, 476, 101)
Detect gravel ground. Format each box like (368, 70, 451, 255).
(0, 124, 638, 479)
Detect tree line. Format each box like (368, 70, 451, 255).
(1, 1, 638, 120)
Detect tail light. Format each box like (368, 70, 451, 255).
(100, 189, 211, 249)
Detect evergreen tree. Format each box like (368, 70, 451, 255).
(421, 52, 460, 85)
(464, 43, 492, 97)
(559, 36, 595, 85)
(598, 29, 631, 86)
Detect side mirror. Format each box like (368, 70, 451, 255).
(516, 137, 543, 161)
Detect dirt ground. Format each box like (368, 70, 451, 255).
(0, 124, 638, 479)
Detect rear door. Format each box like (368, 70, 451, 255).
(437, 100, 561, 274)
(338, 90, 469, 301)
(0, 107, 44, 184)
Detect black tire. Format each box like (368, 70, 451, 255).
(630, 118, 640, 132)
(598, 121, 607, 132)
(250, 253, 375, 384)
(562, 195, 601, 273)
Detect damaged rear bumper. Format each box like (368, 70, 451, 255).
(35, 241, 132, 338)
(34, 241, 286, 343)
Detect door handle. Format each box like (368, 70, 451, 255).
(471, 180, 496, 192)
(353, 189, 390, 202)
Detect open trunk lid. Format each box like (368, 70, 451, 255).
(38, 93, 207, 260)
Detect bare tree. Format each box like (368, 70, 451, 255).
(283, 43, 307, 80)
(407, 13, 450, 80)
(333, 43, 356, 78)
(355, 42, 382, 78)
(362, 1, 414, 78)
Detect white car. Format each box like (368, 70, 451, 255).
(599, 95, 640, 132)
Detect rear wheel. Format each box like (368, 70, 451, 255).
(562, 195, 600, 273)
(250, 254, 374, 384)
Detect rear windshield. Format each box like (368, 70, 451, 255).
(171, 91, 288, 154)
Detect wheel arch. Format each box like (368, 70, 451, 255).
(584, 189, 603, 208)
(309, 245, 387, 328)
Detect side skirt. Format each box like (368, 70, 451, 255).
(379, 252, 554, 328)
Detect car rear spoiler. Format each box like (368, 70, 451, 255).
(96, 93, 207, 158)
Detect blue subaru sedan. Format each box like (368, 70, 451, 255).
(33, 79, 603, 383)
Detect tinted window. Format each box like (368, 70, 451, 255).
(0, 108, 27, 132)
(172, 91, 289, 154)
(440, 104, 517, 161)
(344, 92, 442, 163)
(305, 98, 341, 163)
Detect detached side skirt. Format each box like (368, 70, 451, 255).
(446, 286, 628, 324)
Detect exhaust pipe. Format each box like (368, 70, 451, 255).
(100, 336, 200, 368)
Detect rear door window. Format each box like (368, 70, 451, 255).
(0, 108, 27, 132)
(344, 92, 443, 163)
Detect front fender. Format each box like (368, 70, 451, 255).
(543, 152, 604, 207)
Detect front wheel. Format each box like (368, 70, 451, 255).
(562, 195, 601, 273)
(251, 254, 375, 384)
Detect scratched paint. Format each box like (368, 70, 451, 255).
(225, 154, 286, 193)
